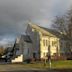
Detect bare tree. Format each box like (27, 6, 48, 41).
(0, 47, 5, 57)
(66, 8, 72, 38)
(52, 15, 68, 36)
(52, 8, 72, 59)
(52, 7, 72, 38)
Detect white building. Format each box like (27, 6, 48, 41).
(11, 23, 70, 63)
(26, 23, 70, 60)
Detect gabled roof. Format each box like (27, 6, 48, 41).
(39, 26, 61, 37)
(21, 35, 32, 43)
(39, 25, 70, 40)
(41, 26, 72, 41)
(29, 23, 60, 37)
(29, 24, 57, 37)
(29, 23, 70, 40)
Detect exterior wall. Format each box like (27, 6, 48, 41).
(12, 24, 71, 62)
(40, 35, 60, 59)
(13, 35, 32, 62)
(40, 35, 49, 58)
(26, 24, 61, 60)
(15, 36, 22, 56)
(50, 37, 60, 56)
(26, 24, 70, 60)
(19, 36, 32, 61)
(26, 25, 40, 59)
(23, 42, 33, 60)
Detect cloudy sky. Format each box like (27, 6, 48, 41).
(0, 0, 72, 45)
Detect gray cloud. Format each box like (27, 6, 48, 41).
(0, 0, 72, 43)
(0, 0, 72, 30)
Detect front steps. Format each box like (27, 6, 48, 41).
(11, 54, 23, 63)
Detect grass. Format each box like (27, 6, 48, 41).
(0, 60, 72, 70)
(51, 60, 72, 69)
(22, 60, 72, 69)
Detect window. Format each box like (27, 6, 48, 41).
(43, 52, 48, 57)
(46, 40, 47, 46)
(33, 53, 36, 58)
(43, 40, 45, 46)
(43, 39, 49, 46)
(46, 40, 48, 46)
(52, 41, 57, 47)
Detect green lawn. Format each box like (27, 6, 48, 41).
(22, 60, 72, 69)
(0, 60, 72, 70)
(9, 60, 72, 69)
(51, 60, 72, 69)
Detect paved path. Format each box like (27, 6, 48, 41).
(0, 64, 47, 72)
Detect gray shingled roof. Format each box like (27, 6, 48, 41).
(39, 25, 70, 40)
(39, 26, 60, 37)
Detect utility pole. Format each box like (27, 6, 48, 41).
(44, 53, 47, 67)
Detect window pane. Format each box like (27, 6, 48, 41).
(43, 40, 45, 46)
(46, 40, 47, 46)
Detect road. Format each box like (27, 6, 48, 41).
(0, 64, 46, 72)
(0, 63, 71, 72)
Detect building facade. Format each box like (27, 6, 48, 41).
(11, 23, 70, 63)
(11, 35, 32, 62)
(26, 23, 67, 60)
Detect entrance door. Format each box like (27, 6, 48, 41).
(33, 53, 36, 59)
